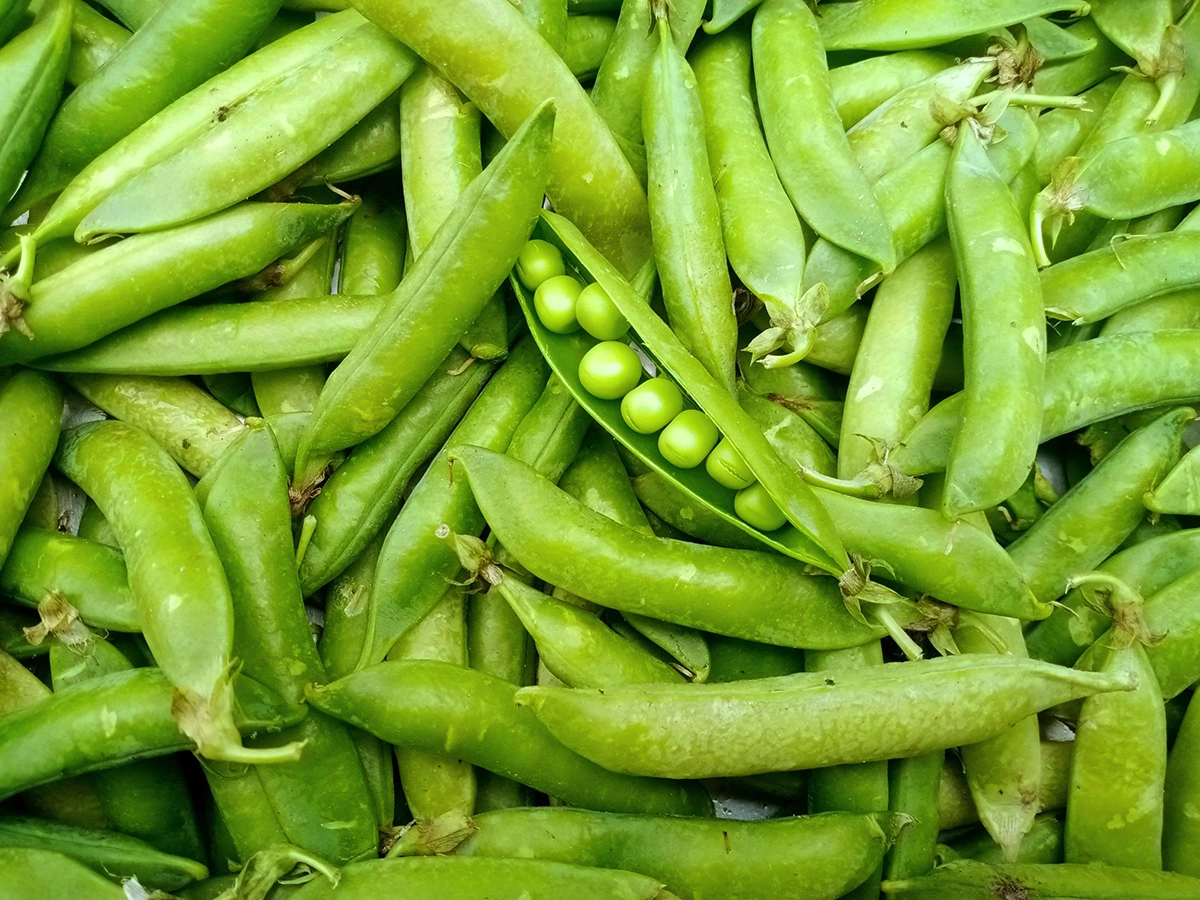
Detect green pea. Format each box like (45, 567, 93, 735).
(578, 341, 643, 400)
(533, 274, 585, 334)
(576, 282, 629, 340)
(705, 438, 755, 490)
(620, 377, 684, 434)
(516, 239, 567, 289)
(658, 409, 719, 469)
(735, 482, 786, 531)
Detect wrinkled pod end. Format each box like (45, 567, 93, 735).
(385, 811, 477, 859)
(174, 676, 306, 765)
(1065, 572, 1160, 649)
(982, 807, 1039, 864)
(221, 843, 340, 900)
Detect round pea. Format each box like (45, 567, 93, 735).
(735, 483, 787, 531)
(621, 377, 684, 434)
(576, 282, 629, 340)
(516, 240, 566, 289)
(705, 438, 755, 490)
(534, 274, 584, 334)
(578, 341, 643, 400)
(658, 410, 719, 469)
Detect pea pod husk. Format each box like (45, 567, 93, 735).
(0, 847, 128, 900)
(66, 3, 131, 87)
(563, 14, 614, 80)
(1165, 691, 1200, 875)
(883, 860, 1200, 898)
(0, 370, 62, 570)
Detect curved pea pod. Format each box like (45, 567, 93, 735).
(0, 817, 207, 892)
(306, 659, 711, 817)
(453, 444, 877, 648)
(1034, 76, 1121, 184)
(1009, 408, 1192, 605)
(0, 370, 61, 570)
(894, 332, 1200, 477)
(754, 0, 895, 271)
(0, 528, 138, 631)
(352, 0, 650, 278)
(1034, 18, 1132, 97)
(11, 0, 285, 218)
(1146, 441, 1200, 514)
(293, 104, 552, 485)
(0, 847, 131, 900)
(290, 857, 679, 900)
(883, 860, 1200, 899)
(297, 96, 403, 187)
(394, 808, 895, 900)
(0, 667, 302, 802)
(516, 656, 1133, 779)
(644, 21, 737, 391)
(830, 51, 955, 130)
(519, 209, 849, 575)
(1165, 691, 1200, 875)
(0, 200, 357, 364)
(818, 0, 1089, 51)
(563, 14, 614, 81)
(66, 4, 131, 87)
(0, 0, 71, 209)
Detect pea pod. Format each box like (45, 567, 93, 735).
(644, 20, 736, 390)
(0, 370, 61, 570)
(515, 655, 1134, 779)
(0, 847, 128, 900)
(1165, 690, 1200, 875)
(818, 0, 1089, 51)
(92, 0, 160, 29)
(66, 4, 131, 87)
(0, 0, 71, 209)
(563, 14, 614, 80)
(293, 103, 552, 486)
(886, 752, 944, 882)
(10, 0, 284, 219)
(829, 51, 955, 130)
(516, 210, 848, 574)
(307, 659, 712, 817)
(1033, 18, 1131, 97)
(1, 200, 357, 365)
(883, 860, 1200, 898)
(1145, 439, 1200, 513)
(754, 0, 894, 271)
(1090, 0, 1181, 124)
(393, 808, 894, 900)
(1034, 76, 1121, 185)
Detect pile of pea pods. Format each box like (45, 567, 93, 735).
(6, 0, 1200, 897)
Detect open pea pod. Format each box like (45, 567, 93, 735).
(511, 210, 848, 576)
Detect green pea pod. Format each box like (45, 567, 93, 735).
(92, 0, 160, 29)
(10, 0, 285, 218)
(307, 659, 711, 817)
(0, 0, 71, 209)
(0, 817, 207, 892)
(0, 370, 61, 570)
(884, 860, 1200, 899)
(1103, 287, 1200, 336)
(1033, 18, 1131, 97)
(738, 351, 846, 446)
(1090, 0, 1180, 122)
(1146, 441, 1200, 513)
(65, 374, 246, 478)
(1026, 529, 1200, 668)
(630, 468, 760, 551)
(518, 209, 849, 574)
(0, 609, 47, 660)
(830, 51, 955, 130)
(353, 0, 651, 278)
(67, 4, 131, 87)
(0, 528, 137, 631)
(894, 332, 1200, 477)
(22, 471, 59, 532)
(1035, 77, 1121, 185)
(54, 420, 295, 765)
(452, 444, 880, 648)
(296, 96, 402, 187)
(754, 0, 895, 271)
(0, 666, 303, 801)
(339, 192, 405, 296)
(947, 814, 1064, 865)
(294, 103, 553, 486)
(196, 422, 377, 864)
(563, 14, 614, 80)
(691, 26, 809, 368)
(39, 293, 387, 375)
(359, 337, 548, 666)
(1025, 16, 1099, 62)
(0, 0, 26, 45)
(886, 752, 944, 881)
(395, 808, 894, 900)
(515, 655, 1133, 779)
(0, 847, 129, 900)
(737, 385, 836, 474)
(818, 0, 1089, 51)
(1165, 690, 1200, 875)
(1009, 408, 1191, 604)
(644, 20, 737, 391)
(0, 200, 357, 364)
(509, 0, 566, 51)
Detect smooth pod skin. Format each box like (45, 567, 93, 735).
(452, 444, 880, 648)
(339, 192, 405, 296)
(1034, 76, 1121, 185)
(644, 21, 737, 392)
(352, 0, 651, 277)
(894, 332, 1200, 476)
(886, 752, 944, 881)
(818, 0, 1089, 51)
(294, 104, 552, 484)
(0, 200, 357, 365)
(0, 370, 61, 570)
(516, 656, 1133, 779)
(0, 847, 128, 900)
(0, 0, 72, 207)
(65, 374, 246, 478)
(1165, 691, 1200, 874)
(563, 14, 615, 80)
(882, 861, 1200, 899)
(394, 808, 893, 900)
(1008, 408, 1191, 604)
(943, 125, 1046, 518)
(0, 528, 138, 631)
(10, 0, 283, 217)
(307, 659, 711, 816)
(75, 22, 416, 240)
(829, 51, 954, 130)
(1147, 441, 1200, 514)
(753, 0, 894, 271)
(66, 4, 132, 86)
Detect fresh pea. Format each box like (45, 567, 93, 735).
(0, 370, 61, 570)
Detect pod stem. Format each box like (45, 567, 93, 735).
(385, 810, 477, 859)
(294, 514, 317, 570)
(1065, 572, 1161, 649)
(1029, 193, 1054, 269)
(21, 592, 96, 652)
(214, 843, 339, 900)
(237, 236, 328, 292)
(0, 234, 36, 339)
(173, 667, 306, 764)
